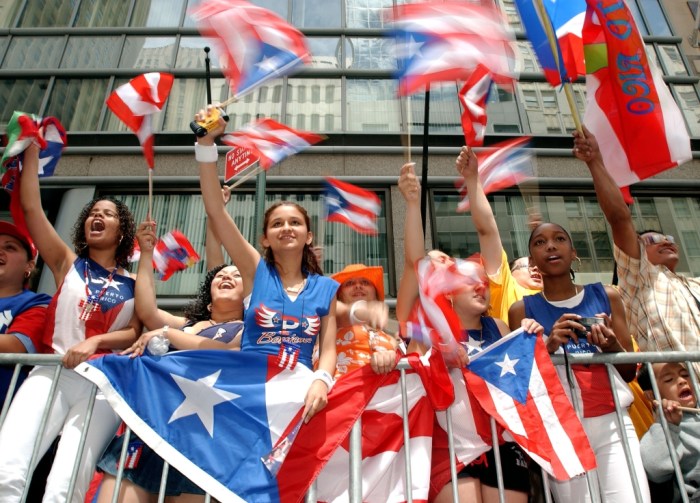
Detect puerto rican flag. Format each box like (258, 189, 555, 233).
(190, 0, 310, 98)
(78, 350, 392, 503)
(221, 118, 324, 170)
(582, 0, 691, 191)
(514, 0, 586, 86)
(1, 111, 67, 176)
(323, 178, 381, 236)
(152, 230, 200, 281)
(388, 2, 515, 96)
(105, 72, 174, 169)
(455, 137, 534, 212)
(464, 328, 597, 480)
(458, 65, 493, 147)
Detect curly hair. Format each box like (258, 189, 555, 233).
(72, 197, 135, 269)
(183, 264, 227, 322)
(261, 201, 323, 275)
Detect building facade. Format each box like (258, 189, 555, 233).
(0, 0, 699, 302)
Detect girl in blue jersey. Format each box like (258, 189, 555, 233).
(508, 222, 649, 503)
(195, 107, 338, 423)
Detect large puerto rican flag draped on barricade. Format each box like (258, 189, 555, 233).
(464, 328, 597, 480)
(387, 1, 515, 96)
(316, 354, 437, 503)
(514, 0, 586, 86)
(582, 0, 691, 189)
(105, 72, 174, 169)
(77, 351, 392, 503)
(190, 0, 310, 98)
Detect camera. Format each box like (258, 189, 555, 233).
(189, 107, 230, 137)
(572, 316, 604, 338)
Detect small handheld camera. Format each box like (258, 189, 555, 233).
(573, 316, 605, 339)
(189, 107, 230, 137)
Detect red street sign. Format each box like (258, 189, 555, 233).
(225, 146, 259, 183)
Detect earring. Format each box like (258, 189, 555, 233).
(24, 271, 30, 279)
(571, 256, 582, 273)
(207, 303, 212, 312)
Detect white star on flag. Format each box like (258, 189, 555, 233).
(395, 34, 425, 59)
(494, 353, 519, 377)
(465, 338, 483, 355)
(168, 369, 240, 437)
(257, 54, 283, 72)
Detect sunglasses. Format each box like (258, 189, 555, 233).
(642, 234, 675, 246)
(511, 263, 529, 272)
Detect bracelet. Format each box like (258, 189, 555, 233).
(348, 300, 368, 325)
(313, 369, 335, 392)
(147, 325, 170, 356)
(194, 142, 218, 163)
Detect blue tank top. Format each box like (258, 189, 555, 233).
(185, 320, 243, 344)
(463, 316, 502, 356)
(242, 260, 339, 369)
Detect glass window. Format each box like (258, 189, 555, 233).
(113, 189, 390, 296)
(160, 78, 229, 132)
(673, 85, 700, 137)
(673, 198, 692, 217)
(120, 37, 176, 69)
(637, 0, 672, 36)
(61, 37, 121, 69)
(626, 0, 648, 36)
(45, 79, 110, 131)
(311, 85, 321, 104)
(346, 0, 392, 29)
(307, 38, 341, 69)
(515, 41, 540, 73)
(410, 84, 462, 134)
(18, 1, 75, 27)
(346, 38, 397, 70)
(657, 45, 688, 76)
(0, 1, 23, 28)
(176, 37, 223, 69)
(346, 79, 401, 133)
(131, 0, 185, 27)
(252, 0, 289, 19)
(293, 0, 340, 28)
(227, 81, 281, 130)
(3, 37, 65, 69)
(0, 80, 50, 130)
(682, 231, 700, 257)
(75, 0, 129, 27)
(0, 37, 7, 63)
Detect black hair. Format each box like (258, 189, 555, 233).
(72, 197, 135, 269)
(638, 229, 663, 237)
(183, 264, 227, 322)
(637, 365, 652, 392)
(527, 222, 577, 280)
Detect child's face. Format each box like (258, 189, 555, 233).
(654, 363, 697, 408)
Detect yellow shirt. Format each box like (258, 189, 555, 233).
(488, 249, 540, 325)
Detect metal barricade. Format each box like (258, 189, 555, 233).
(2, 351, 700, 503)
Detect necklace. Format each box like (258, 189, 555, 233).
(209, 316, 241, 326)
(541, 283, 579, 303)
(284, 278, 306, 294)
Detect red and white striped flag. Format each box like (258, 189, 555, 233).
(455, 137, 533, 212)
(458, 65, 493, 147)
(324, 178, 381, 236)
(220, 118, 324, 170)
(582, 0, 691, 191)
(106, 72, 174, 169)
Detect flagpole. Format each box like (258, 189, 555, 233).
(148, 169, 153, 221)
(204, 46, 213, 106)
(534, 0, 583, 133)
(419, 84, 430, 238)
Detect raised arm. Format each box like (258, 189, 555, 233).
(134, 221, 186, 331)
(573, 127, 639, 259)
(457, 145, 502, 275)
(205, 186, 231, 270)
(396, 163, 423, 325)
(195, 108, 260, 296)
(20, 143, 75, 284)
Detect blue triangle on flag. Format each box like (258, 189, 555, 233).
(467, 329, 536, 405)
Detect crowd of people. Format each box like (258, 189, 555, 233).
(0, 112, 698, 503)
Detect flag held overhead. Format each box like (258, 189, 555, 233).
(323, 178, 381, 236)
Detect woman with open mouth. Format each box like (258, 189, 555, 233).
(0, 142, 140, 502)
(508, 221, 650, 503)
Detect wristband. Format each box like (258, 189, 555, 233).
(349, 300, 368, 325)
(194, 143, 218, 163)
(147, 325, 170, 356)
(313, 369, 335, 392)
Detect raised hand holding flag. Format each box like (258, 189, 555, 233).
(458, 65, 493, 147)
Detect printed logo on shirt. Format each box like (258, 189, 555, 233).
(0, 309, 13, 332)
(254, 303, 321, 336)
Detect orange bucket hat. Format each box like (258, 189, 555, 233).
(331, 264, 385, 301)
